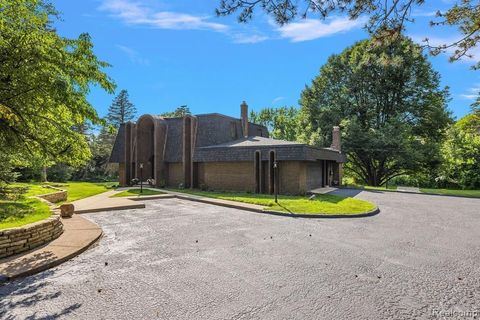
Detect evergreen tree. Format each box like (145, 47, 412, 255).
(106, 90, 137, 127)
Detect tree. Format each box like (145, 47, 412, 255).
(160, 105, 191, 118)
(440, 112, 480, 189)
(0, 0, 115, 179)
(106, 90, 137, 128)
(299, 36, 452, 186)
(216, 0, 480, 69)
(71, 126, 117, 181)
(249, 107, 301, 141)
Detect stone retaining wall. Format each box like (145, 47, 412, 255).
(38, 190, 67, 203)
(0, 215, 63, 259)
(38, 185, 68, 203)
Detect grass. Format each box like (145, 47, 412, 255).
(0, 181, 117, 230)
(112, 188, 166, 197)
(45, 181, 117, 202)
(0, 197, 51, 230)
(342, 183, 398, 191)
(420, 188, 480, 198)
(12, 182, 57, 197)
(169, 189, 376, 215)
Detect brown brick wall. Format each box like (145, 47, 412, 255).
(200, 162, 255, 192)
(0, 215, 63, 259)
(305, 162, 323, 191)
(119, 163, 126, 186)
(167, 162, 184, 187)
(278, 161, 304, 195)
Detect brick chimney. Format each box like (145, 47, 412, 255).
(241, 101, 249, 137)
(331, 126, 341, 151)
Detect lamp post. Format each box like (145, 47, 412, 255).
(273, 161, 278, 203)
(139, 163, 144, 194)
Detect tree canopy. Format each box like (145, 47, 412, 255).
(216, 0, 480, 69)
(0, 0, 115, 174)
(160, 105, 191, 118)
(440, 112, 480, 188)
(106, 89, 137, 128)
(299, 36, 451, 186)
(249, 107, 301, 141)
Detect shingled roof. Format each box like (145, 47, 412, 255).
(199, 136, 303, 148)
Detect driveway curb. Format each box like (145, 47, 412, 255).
(0, 215, 102, 283)
(157, 190, 380, 219)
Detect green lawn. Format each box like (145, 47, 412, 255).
(342, 184, 398, 192)
(420, 188, 480, 198)
(112, 188, 166, 197)
(0, 181, 117, 230)
(12, 183, 57, 197)
(46, 181, 117, 202)
(0, 197, 51, 230)
(169, 189, 376, 215)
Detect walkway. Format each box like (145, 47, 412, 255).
(0, 214, 102, 282)
(72, 190, 146, 214)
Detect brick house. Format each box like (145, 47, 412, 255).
(109, 102, 345, 194)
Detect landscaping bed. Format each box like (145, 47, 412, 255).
(168, 189, 376, 216)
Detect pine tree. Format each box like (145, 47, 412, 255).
(106, 90, 137, 127)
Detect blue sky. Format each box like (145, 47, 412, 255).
(52, 0, 480, 120)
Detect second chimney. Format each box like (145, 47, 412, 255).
(331, 126, 341, 151)
(241, 101, 249, 137)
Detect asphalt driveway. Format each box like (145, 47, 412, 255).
(1, 191, 480, 319)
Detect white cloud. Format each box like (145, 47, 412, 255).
(460, 94, 478, 100)
(411, 10, 438, 17)
(232, 33, 269, 44)
(459, 84, 480, 100)
(275, 16, 367, 42)
(100, 0, 228, 32)
(116, 44, 150, 65)
(272, 96, 285, 104)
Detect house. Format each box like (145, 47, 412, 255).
(109, 102, 345, 194)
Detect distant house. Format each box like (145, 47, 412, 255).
(109, 102, 345, 194)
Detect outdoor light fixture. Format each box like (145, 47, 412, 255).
(139, 163, 144, 193)
(273, 161, 278, 203)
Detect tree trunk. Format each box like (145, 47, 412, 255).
(40, 166, 48, 182)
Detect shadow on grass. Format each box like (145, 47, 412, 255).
(0, 269, 82, 319)
(0, 201, 33, 221)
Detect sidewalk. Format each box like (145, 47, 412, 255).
(0, 214, 102, 282)
(72, 190, 146, 214)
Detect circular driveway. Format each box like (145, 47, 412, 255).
(1, 191, 480, 319)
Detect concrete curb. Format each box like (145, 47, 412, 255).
(74, 203, 145, 214)
(260, 206, 380, 219)
(340, 187, 480, 200)
(147, 190, 381, 219)
(127, 194, 176, 201)
(0, 216, 103, 283)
